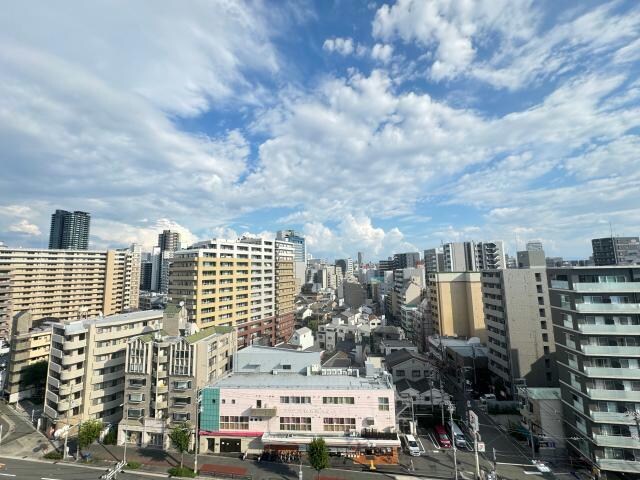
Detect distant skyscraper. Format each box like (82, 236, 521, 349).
(526, 240, 544, 251)
(393, 252, 420, 269)
(158, 230, 180, 252)
(424, 248, 444, 273)
(276, 230, 306, 263)
(48, 209, 90, 250)
(591, 236, 640, 265)
(357, 251, 364, 266)
(154, 230, 181, 294)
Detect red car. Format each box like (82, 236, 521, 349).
(434, 425, 451, 448)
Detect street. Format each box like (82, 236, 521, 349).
(0, 457, 149, 480)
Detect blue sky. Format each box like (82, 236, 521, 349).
(1, 0, 639, 261)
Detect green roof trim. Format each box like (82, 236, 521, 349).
(185, 325, 233, 344)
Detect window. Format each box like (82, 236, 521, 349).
(539, 308, 546, 317)
(280, 396, 311, 404)
(128, 408, 143, 418)
(173, 380, 191, 390)
(322, 397, 354, 405)
(129, 378, 145, 388)
(535, 273, 542, 282)
(129, 393, 144, 403)
(323, 417, 356, 432)
(173, 397, 191, 407)
(540, 321, 547, 330)
(536, 285, 543, 293)
(280, 417, 311, 431)
(544, 346, 550, 354)
(542, 333, 549, 342)
(378, 397, 390, 411)
(172, 412, 190, 422)
(396, 369, 405, 377)
(220, 416, 249, 430)
(412, 370, 421, 378)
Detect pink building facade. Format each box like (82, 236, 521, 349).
(199, 371, 400, 460)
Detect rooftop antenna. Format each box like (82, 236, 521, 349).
(609, 221, 614, 239)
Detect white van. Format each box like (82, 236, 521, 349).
(447, 421, 468, 450)
(404, 434, 421, 456)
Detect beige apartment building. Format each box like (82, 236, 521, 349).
(43, 309, 163, 434)
(275, 240, 295, 344)
(426, 272, 486, 342)
(118, 305, 236, 449)
(0, 245, 141, 339)
(169, 237, 294, 348)
(4, 311, 53, 403)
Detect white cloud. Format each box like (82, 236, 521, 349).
(8, 220, 41, 236)
(373, 0, 536, 81)
(303, 215, 415, 259)
(371, 43, 394, 63)
(91, 218, 197, 250)
(323, 37, 355, 56)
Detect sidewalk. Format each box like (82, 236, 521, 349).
(86, 443, 407, 480)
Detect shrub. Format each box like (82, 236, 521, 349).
(168, 466, 196, 478)
(44, 451, 63, 460)
(126, 461, 142, 469)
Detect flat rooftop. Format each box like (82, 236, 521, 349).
(58, 309, 163, 333)
(521, 387, 561, 400)
(211, 372, 391, 390)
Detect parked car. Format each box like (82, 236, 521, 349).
(403, 434, 421, 456)
(434, 425, 451, 448)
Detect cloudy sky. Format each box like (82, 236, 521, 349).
(1, 0, 639, 260)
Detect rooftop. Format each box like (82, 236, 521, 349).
(520, 387, 561, 400)
(381, 339, 415, 348)
(211, 372, 391, 390)
(59, 309, 163, 334)
(186, 325, 234, 344)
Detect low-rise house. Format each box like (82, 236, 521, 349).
(395, 378, 450, 408)
(384, 349, 435, 383)
(381, 339, 417, 356)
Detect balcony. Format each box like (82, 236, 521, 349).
(578, 324, 640, 335)
(151, 400, 168, 409)
(43, 404, 58, 420)
(597, 459, 640, 474)
(593, 434, 640, 449)
(584, 367, 640, 379)
(587, 389, 640, 402)
(575, 282, 640, 293)
(551, 280, 569, 289)
(576, 303, 640, 314)
(581, 345, 640, 356)
(590, 411, 637, 424)
(60, 368, 84, 382)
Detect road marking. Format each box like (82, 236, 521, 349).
(523, 471, 543, 475)
(497, 462, 538, 466)
(42, 477, 63, 480)
(0, 474, 16, 477)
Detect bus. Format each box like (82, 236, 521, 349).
(447, 420, 467, 449)
(434, 425, 451, 448)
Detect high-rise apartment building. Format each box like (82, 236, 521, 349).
(48, 210, 90, 250)
(592, 237, 640, 266)
(394, 252, 420, 269)
(168, 237, 277, 348)
(518, 242, 547, 268)
(439, 241, 506, 272)
(43, 310, 164, 433)
(4, 311, 53, 403)
(0, 246, 141, 339)
(424, 248, 444, 273)
(152, 230, 181, 294)
(526, 241, 544, 252)
(158, 230, 181, 252)
(474, 241, 506, 270)
(275, 240, 296, 343)
(426, 272, 485, 341)
(481, 268, 556, 397)
(548, 266, 640, 476)
(276, 230, 306, 263)
(118, 308, 236, 450)
(336, 258, 354, 278)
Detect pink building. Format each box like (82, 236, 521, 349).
(199, 369, 400, 462)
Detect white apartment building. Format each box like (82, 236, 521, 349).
(0, 246, 140, 339)
(43, 310, 163, 434)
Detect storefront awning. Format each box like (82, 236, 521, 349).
(262, 433, 400, 448)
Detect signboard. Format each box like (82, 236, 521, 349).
(468, 410, 479, 433)
(477, 442, 485, 453)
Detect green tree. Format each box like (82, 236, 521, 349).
(78, 419, 103, 448)
(169, 422, 192, 469)
(308, 437, 329, 479)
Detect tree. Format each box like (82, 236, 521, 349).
(307, 438, 329, 479)
(78, 419, 103, 448)
(169, 422, 192, 469)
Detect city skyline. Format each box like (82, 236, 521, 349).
(1, 1, 639, 259)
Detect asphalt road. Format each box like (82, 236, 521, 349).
(0, 457, 146, 480)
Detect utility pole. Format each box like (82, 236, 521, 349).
(525, 386, 535, 460)
(440, 376, 445, 425)
(492, 448, 497, 479)
(194, 390, 201, 475)
(448, 402, 458, 480)
(469, 410, 480, 480)
(63, 406, 71, 459)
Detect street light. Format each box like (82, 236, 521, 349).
(447, 402, 458, 480)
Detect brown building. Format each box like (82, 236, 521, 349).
(275, 240, 296, 343)
(426, 272, 485, 342)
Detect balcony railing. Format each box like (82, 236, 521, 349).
(576, 303, 640, 314)
(587, 389, 640, 402)
(578, 324, 640, 335)
(584, 367, 640, 379)
(593, 434, 640, 449)
(551, 280, 569, 289)
(597, 459, 640, 474)
(575, 282, 640, 293)
(590, 411, 637, 424)
(581, 345, 640, 356)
